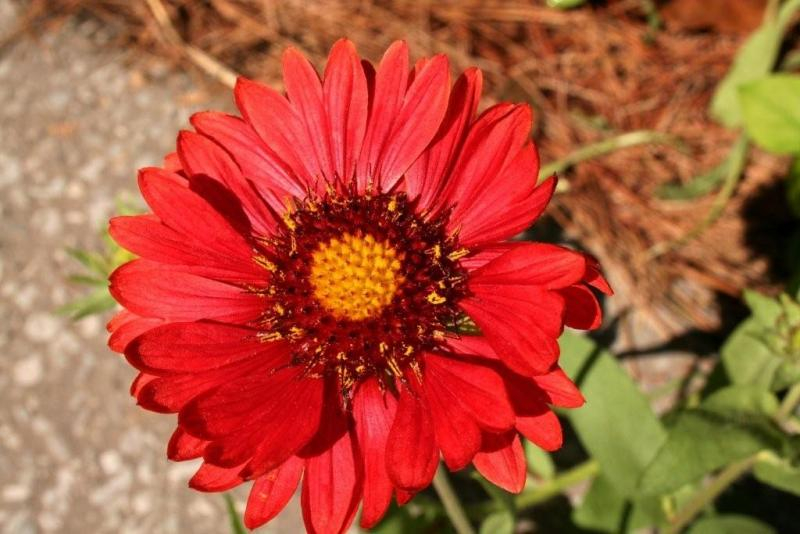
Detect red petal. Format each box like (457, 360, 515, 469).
(109, 259, 264, 323)
(425, 354, 515, 432)
(234, 77, 319, 191)
(178, 367, 321, 475)
(244, 456, 304, 530)
(504, 371, 564, 450)
(238, 374, 325, 478)
(190, 111, 305, 204)
(353, 379, 397, 528)
(396, 489, 416, 505)
(189, 461, 245, 492)
(423, 371, 481, 470)
(584, 255, 614, 295)
(445, 335, 498, 360)
(469, 242, 587, 289)
(357, 41, 409, 192)
(134, 167, 259, 267)
(301, 418, 362, 534)
(163, 151, 182, 172)
(460, 296, 561, 376)
(110, 214, 263, 284)
(441, 104, 531, 231)
(125, 322, 275, 375)
(386, 385, 438, 491)
(458, 169, 555, 247)
(177, 131, 277, 235)
(376, 54, 450, 191)
(107, 310, 162, 353)
(406, 68, 482, 210)
(323, 39, 368, 183)
(167, 427, 207, 461)
(283, 47, 335, 182)
(533, 368, 585, 409)
(473, 432, 526, 494)
(558, 284, 602, 330)
(130, 372, 156, 397)
(517, 410, 563, 451)
(459, 243, 517, 272)
(137, 355, 266, 414)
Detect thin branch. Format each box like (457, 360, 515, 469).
(515, 459, 599, 510)
(539, 130, 684, 181)
(144, 0, 239, 88)
(432, 466, 476, 534)
(647, 135, 749, 260)
(662, 453, 759, 534)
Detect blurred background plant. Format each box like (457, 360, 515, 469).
(17, 0, 800, 532)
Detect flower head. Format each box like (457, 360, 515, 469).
(108, 39, 611, 533)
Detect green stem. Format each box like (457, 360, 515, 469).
(470, 459, 600, 519)
(776, 382, 800, 426)
(663, 454, 759, 534)
(432, 466, 476, 534)
(539, 130, 682, 181)
(647, 135, 749, 260)
(515, 459, 600, 510)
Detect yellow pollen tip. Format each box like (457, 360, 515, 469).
(426, 291, 446, 305)
(309, 232, 404, 321)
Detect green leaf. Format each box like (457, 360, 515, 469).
(711, 23, 782, 126)
(710, 0, 800, 126)
(546, 0, 586, 9)
(67, 274, 107, 286)
(472, 471, 514, 513)
(753, 450, 800, 497)
(66, 247, 111, 277)
(687, 515, 776, 534)
(479, 510, 514, 534)
(721, 318, 782, 390)
(638, 390, 783, 495)
(223, 494, 246, 534)
(702, 385, 779, 416)
(740, 75, 800, 154)
(559, 332, 666, 497)
(573, 474, 664, 533)
(743, 290, 782, 326)
(57, 288, 116, 320)
(524, 440, 555, 480)
(786, 159, 800, 217)
(656, 159, 728, 200)
(372, 498, 445, 534)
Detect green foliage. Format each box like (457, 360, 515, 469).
(559, 332, 666, 496)
(740, 75, 800, 154)
(573, 474, 664, 533)
(786, 159, 800, 218)
(373, 498, 447, 534)
(478, 511, 514, 534)
(687, 515, 776, 534)
(59, 203, 137, 320)
(223, 494, 246, 534)
(722, 291, 800, 391)
(524, 440, 555, 480)
(710, 0, 800, 126)
(656, 159, 728, 200)
(753, 450, 800, 497)
(546, 0, 587, 9)
(638, 386, 783, 495)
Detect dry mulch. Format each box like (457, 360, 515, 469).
(14, 0, 795, 340)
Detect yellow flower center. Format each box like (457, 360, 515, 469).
(309, 232, 404, 321)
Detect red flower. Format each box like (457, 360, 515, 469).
(108, 39, 611, 533)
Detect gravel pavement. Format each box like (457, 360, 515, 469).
(0, 3, 303, 532)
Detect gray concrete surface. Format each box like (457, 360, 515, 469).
(0, 3, 302, 532)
